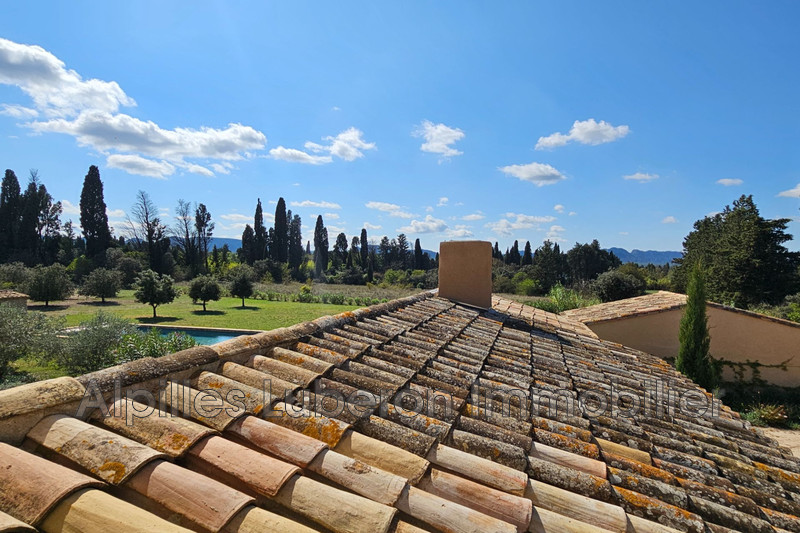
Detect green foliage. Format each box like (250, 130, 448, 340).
(188, 275, 222, 311)
(134, 269, 178, 318)
(742, 403, 789, 427)
(229, 265, 255, 307)
(66, 255, 93, 283)
(80, 165, 112, 259)
(0, 262, 31, 290)
(676, 264, 719, 391)
(27, 264, 73, 306)
(592, 270, 646, 302)
(527, 284, 599, 314)
(115, 328, 196, 363)
(59, 312, 134, 374)
(80, 267, 122, 303)
(516, 278, 540, 296)
(0, 305, 64, 380)
(674, 195, 799, 307)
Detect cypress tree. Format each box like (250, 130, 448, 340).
(18, 178, 41, 261)
(253, 199, 267, 261)
(522, 241, 533, 265)
(676, 263, 718, 391)
(313, 215, 328, 277)
(240, 224, 255, 264)
(360, 228, 368, 267)
(80, 165, 112, 260)
(288, 213, 303, 271)
(414, 239, 423, 269)
(0, 169, 21, 259)
(273, 197, 288, 263)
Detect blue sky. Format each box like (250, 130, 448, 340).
(1, 2, 799, 252)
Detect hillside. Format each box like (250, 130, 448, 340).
(607, 247, 682, 266)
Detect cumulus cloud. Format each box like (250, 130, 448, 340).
(269, 146, 331, 165)
(536, 119, 629, 150)
(446, 225, 473, 238)
(569, 211, 577, 216)
(778, 184, 800, 198)
(553, 204, 565, 213)
(324, 212, 340, 220)
(290, 200, 341, 209)
(499, 162, 566, 186)
(437, 197, 449, 207)
(624, 172, 659, 182)
(662, 216, 678, 224)
(413, 120, 465, 159)
(462, 212, 485, 221)
(717, 178, 743, 186)
(546, 225, 566, 242)
(61, 199, 80, 215)
(211, 162, 233, 174)
(365, 201, 415, 219)
(107, 154, 175, 179)
(398, 215, 448, 234)
(270, 127, 375, 165)
(363, 222, 382, 230)
(0, 38, 266, 179)
(485, 212, 556, 236)
(107, 208, 126, 218)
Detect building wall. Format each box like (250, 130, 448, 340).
(587, 307, 800, 387)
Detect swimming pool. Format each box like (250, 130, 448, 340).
(136, 326, 258, 346)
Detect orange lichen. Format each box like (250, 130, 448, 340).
(97, 461, 127, 484)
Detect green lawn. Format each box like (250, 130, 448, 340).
(32, 290, 360, 330)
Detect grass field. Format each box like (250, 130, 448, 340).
(31, 290, 362, 330)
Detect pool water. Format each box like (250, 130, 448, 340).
(137, 327, 243, 346)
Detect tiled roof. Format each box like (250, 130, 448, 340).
(0, 290, 28, 300)
(1, 293, 800, 532)
(562, 291, 688, 324)
(562, 290, 800, 330)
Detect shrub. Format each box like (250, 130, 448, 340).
(115, 328, 196, 363)
(0, 262, 31, 290)
(80, 268, 122, 303)
(117, 256, 143, 288)
(0, 305, 64, 380)
(60, 312, 135, 375)
(592, 270, 645, 302)
(27, 264, 74, 306)
(516, 278, 541, 296)
(66, 255, 94, 284)
(134, 270, 178, 318)
(229, 265, 255, 308)
(188, 275, 222, 312)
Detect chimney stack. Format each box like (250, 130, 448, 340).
(438, 241, 492, 309)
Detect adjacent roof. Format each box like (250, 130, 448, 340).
(0, 290, 28, 300)
(563, 290, 800, 330)
(2, 292, 799, 533)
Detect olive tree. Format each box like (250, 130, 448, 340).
(134, 269, 177, 318)
(188, 275, 221, 312)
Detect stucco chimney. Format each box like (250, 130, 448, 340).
(438, 241, 492, 309)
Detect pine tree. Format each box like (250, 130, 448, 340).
(253, 199, 267, 261)
(80, 165, 112, 260)
(313, 215, 328, 277)
(273, 197, 288, 263)
(0, 169, 21, 259)
(676, 263, 718, 391)
(360, 228, 369, 267)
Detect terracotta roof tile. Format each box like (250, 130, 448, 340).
(0, 510, 35, 532)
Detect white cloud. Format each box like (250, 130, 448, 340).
(437, 197, 449, 207)
(332, 106, 341, 112)
(546, 225, 566, 242)
(107, 154, 175, 179)
(365, 201, 415, 219)
(462, 212, 485, 221)
(619, 231, 629, 235)
(717, 178, 743, 186)
(553, 204, 565, 213)
(61, 199, 80, 215)
(363, 222, 382, 230)
(0, 38, 266, 179)
(536, 119, 629, 150)
(0, 104, 38, 118)
(706, 211, 721, 218)
(324, 212, 340, 220)
(569, 211, 577, 216)
(425, 206, 434, 213)
(413, 120, 465, 159)
(107, 208, 125, 218)
(210, 162, 233, 174)
(624, 172, 659, 182)
(499, 162, 566, 186)
(327, 225, 346, 234)
(290, 200, 341, 209)
(778, 184, 800, 198)
(399, 215, 448, 234)
(662, 216, 678, 224)
(306, 127, 376, 161)
(446, 225, 473, 238)
(220, 213, 251, 222)
(269, 146, 332, 165)
(485, 213, 556, 236)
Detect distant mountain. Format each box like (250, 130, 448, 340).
(607, 247, 682, 266)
